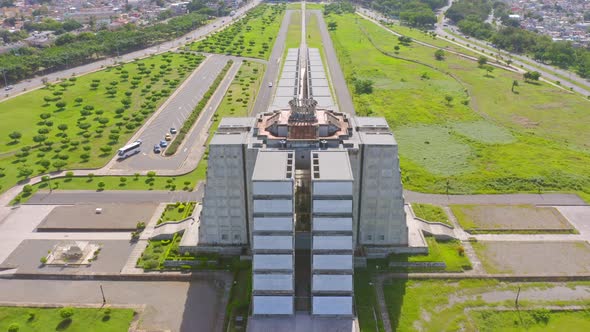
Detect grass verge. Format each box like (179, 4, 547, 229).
(385, 237, 471, 272)
(0, 306, 135, 332)
(411, 203, 451, 227)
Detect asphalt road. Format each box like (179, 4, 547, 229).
(0, 279, 226, 332)
(0, 0, 261, 100)
(111, 55, 232, 171)
(252, 9, 294, 114)
(311, 10, 355, 115)
(24, 188, 203, 205)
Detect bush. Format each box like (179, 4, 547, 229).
(144, 259, 159, 269)
(8, 323, 19, 332)
(59, 307, 74, 319)
(39, 256, 47, 265)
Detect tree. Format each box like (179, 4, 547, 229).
(328, 21, 338, 30)
(97, 182, 105, 190)
(444, 95, 454, 105)
(353, 79, 374, 94)
(482, 64, 495, 77)
(523, 71, 541, 82)
(8, 131, 22, 143)
(74, 97, 83, 104)
(477, 56, 488, 67)
(33, 135, 47, 143)
(57, 124, 68, 133)
(434, 49, 445, 61)
(59, 307, 74, 319)
(52, 160, 67, 170)
(511, 80, 519, 92)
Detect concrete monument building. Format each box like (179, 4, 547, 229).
(181, 47, 407, 316)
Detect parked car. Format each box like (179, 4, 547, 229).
(4, 85, 13, 91)
(170, 127, 177, 134)
(165, 133, 172, 141)
(153, 145, 161, 153)
(159, 140, 168, 148)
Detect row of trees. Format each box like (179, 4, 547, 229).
(368, 0, 446, 28)
(446, 0, 590, 78)
(0, 12, 207, 85)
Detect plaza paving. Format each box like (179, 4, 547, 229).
(451, 204, 574, 231)
(473, 241, 590, 275)
(37, 203, 158, 231)
(0, 240, 135, 274)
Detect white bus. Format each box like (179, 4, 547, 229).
(117, 140, 142, 159)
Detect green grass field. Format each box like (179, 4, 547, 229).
(0, 52, 203, 194)
(0, 306, 134, 332)
(328, 13, 590, 197)
(190, 5, 285, 59)
(411, 203, 451, 227)
(383, 279, 590, 332)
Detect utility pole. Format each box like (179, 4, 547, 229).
(100, 284, 107, 305)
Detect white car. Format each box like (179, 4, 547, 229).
(268, 82, 273, 87)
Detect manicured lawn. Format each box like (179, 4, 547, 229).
(137, 236, 176, 270)
(470, 309, 590, 331)
(328, 13, 590, 197)
(411, 203, 451, 227)
(383, 279, 590, 332)
(285, 10, 301, 49)
(0, 52, 203, 194)
(159, 202, 196, 224)
(190, 5, 285, 59)
(386, 237, 471, 272)
(0, 306, 135, 332)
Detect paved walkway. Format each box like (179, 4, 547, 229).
(121, 203, 167, 274)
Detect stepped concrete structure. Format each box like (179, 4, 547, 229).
(181, 46, 407, 317)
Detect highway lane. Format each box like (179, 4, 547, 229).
(0, 0, 261, 101)
(110, 57, 242, 171)
(251, 9, 294, 114)
(310, 9, 355, 115)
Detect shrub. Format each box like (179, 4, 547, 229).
(59, 307, 74, 319)
(40, 256, 47, 264)
(144, 259, 159, 269)
(8, 323, 19, 332)
(457, 245, 465, 256)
